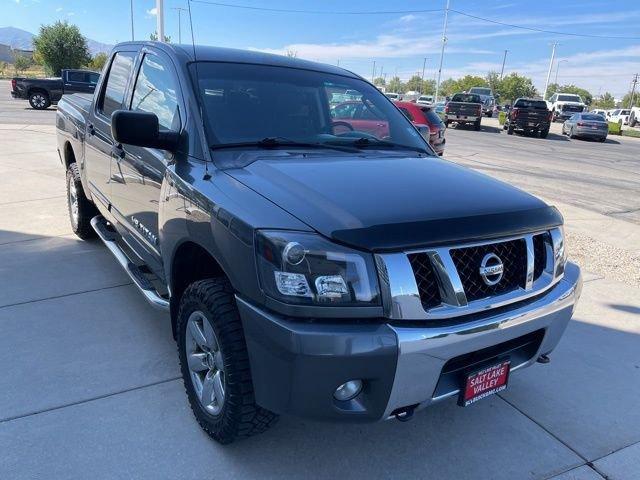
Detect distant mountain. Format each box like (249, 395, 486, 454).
(0, 26, 112, 56)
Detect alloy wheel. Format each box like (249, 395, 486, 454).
(68, 176, 79, 228)
(185, 310, 226, 415)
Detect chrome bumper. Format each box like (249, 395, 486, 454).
(382, 261, 582, 418)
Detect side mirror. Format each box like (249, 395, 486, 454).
(111, 110, 179, 151)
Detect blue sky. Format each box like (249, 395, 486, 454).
(3, 0, 639, 97)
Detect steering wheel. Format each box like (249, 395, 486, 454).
(331, 121, 354, 134)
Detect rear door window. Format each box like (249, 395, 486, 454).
(99, 52, 136, 118)
(398, 107, 414, 122)
(421, 108, 444, 125)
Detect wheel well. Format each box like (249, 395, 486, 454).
(63, 141, 76, 169)
(170, 242, 227, 337)
(28, 87, 49, 98)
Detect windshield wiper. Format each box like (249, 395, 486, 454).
(210, 137, 358, 153)
(327, 137, 431, 155)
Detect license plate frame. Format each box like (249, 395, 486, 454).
(458, 359, 511, 407)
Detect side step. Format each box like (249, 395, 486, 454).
(91, 216, 170, 311)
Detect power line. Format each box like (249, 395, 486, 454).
(189, 0, 441, 15)
(449, 10, 640, 40)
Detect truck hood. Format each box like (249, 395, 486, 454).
(225, 154, 562, 252)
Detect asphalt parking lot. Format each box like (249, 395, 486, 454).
(1, 80, 639, 480)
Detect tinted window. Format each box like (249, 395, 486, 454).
(195, 62, 427, 153)
(557, 94, 582, 102)
(399, 107, 414, 122)
(131, 54, 180, 130)
(514, 99, 548, 109)
(422, 108, 444, 125)
(451, 93, 482, 103)
(581, 114, 606, 121)
(89, 72, 100, 84)
(100, 52, 135, 117)
(67, 71, 88, 82)
(469, 87, 492, 96)
(621, 110, 630, 115)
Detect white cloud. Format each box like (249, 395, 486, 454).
(399, 14, 417, 23)
(55, 6, 62, 11)
(147, 7, 157, 16)
(67, 11, 74, 16)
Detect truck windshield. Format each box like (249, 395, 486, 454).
(469, 88, 491, 96)
(557, 95, 582, 102)
(192, 62, 429, 154)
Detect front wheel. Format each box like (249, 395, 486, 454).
(569, 127, 577, 139)
(177, 278, 278, 444)
(539, 128, 549, 138)
(29, 91, 51, 110)
(507, 124, 514, 135)
(474, 119, 481, 131)
(66, 163, 97, 239)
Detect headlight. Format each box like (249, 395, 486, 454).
(256, 230, 381, 306)
(551, 226, 567, 277)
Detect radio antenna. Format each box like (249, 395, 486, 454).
(187, 0, 211, 180)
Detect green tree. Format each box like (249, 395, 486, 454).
(87, 52, 108, 71)
(421, 79, 436, 95)
(405, 75, 424, 92)
(452, 75, 488, 93)
(622, 92, 637, 108)
(499, 73, 537, 103)
(545, 83, 592, 105)
(13, 54, 32, 75)
(150, 31, 172, 42)
(373, 76, 386, 88)
(592, 92, 616, 109)
(485, 71, 502, 97)
(438, 78, 457, 97)
(32, 21, 90, 76)
(387, 76, 404, 93)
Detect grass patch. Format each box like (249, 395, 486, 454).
(622, 128, 640, 138)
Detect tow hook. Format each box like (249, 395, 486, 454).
(537, 354, 551, 364)
(394, 406, 416, 422)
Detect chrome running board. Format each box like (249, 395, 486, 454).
(91, 216, 169, 311)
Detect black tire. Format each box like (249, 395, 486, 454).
(598, 137, 607, 143)
(177, 278, 278, 444)
(539, 128, 549, 139)
(630, 113, 637, 127)
(29, 91, 51, 110)
(507, 124, 514, 135)
(474, 119, 481, 131)
(66, 163, 97, 239)
(569, 127, 576, 139)
(444, 120, 450, 128)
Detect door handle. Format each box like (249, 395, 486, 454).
(87, 123, 95, 136)
(111, 143, 125, 160)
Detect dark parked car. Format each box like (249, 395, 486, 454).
(56, 41, 581, 444)
(504, 98, 552, 138)
(444, 92, 483, 130)
(11, 69, 99, 109)
(394, 100, 446, 155)
(562, 113, 608, 142)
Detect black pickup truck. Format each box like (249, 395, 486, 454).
(444, 92, 483, 130)
(11, 69, 99, 109)
(56, 41, 581, 444)
(504, 98, 552, 138)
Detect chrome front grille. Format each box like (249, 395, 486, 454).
(376, 228, 562, 321)
(450, 239, 527, 301)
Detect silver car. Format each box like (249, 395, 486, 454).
(562, 113, 608, 142)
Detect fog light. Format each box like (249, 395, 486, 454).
(333, 380, 363, 401)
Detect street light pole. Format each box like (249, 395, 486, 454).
(434, 0, 450, 103)
(420, 57, 428, 94)
(172, 7, 188, 44)
(543, 42, 558, 100)
(500, 50, 508, 79)
(372, 60, 376, 83)
(156, 0, 165, 42)
(130, 0, 135, 41)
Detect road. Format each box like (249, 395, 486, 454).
(0, 85, 639, 480)
(0, 80, 57, 125)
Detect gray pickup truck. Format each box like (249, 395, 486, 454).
(56, 41, 582, 444)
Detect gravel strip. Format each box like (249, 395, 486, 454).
(567, 230, 640, 287)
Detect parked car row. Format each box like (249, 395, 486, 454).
(11, 69, 99, 109)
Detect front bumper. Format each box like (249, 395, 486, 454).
(238, 262, 581, 422)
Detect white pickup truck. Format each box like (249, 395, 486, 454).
(547, 93, 587, 122)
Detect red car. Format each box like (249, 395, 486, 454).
(394, 101, 446, 156)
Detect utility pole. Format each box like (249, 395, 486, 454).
(130, 0, 135, 41)
(500, 50, 508, 79)
(171, 7, 188, 44)
(434, 0, 450, 103)
(420, 57, 428, 94)
(629, 73, 638, 108)
(543, 42, 558, 100)
(156, 0, 165, 43)
(371, 60, 376, 83)
(336, 59, 340, 67)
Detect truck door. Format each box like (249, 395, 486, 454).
(109, 50, 182, 271)
(84, 51, 136, 209)
(64, 70, 100, 94)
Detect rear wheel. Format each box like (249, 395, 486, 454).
(66, 163, 97, 239)
(474, 119, 481, 131)
(507, 124, 514, 135)
(29, 91, 51, 110)
(539, 128, 549, 138)
(569, 127, 577, 139)
(177, 278, 278, 444)
(598, 137, 607, 143)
